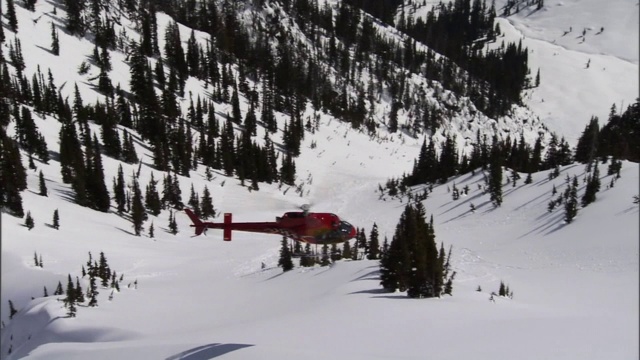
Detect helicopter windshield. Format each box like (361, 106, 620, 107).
(338, 221, 352, 234)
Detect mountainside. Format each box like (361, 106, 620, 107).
(1, 0, 638, 359)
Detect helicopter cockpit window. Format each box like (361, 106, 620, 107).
(339, 221, 352, 234)
(284, 212, 305, 218)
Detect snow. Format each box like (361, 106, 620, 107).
(406, 0, 639, 144)
(1, 0, 638, 359)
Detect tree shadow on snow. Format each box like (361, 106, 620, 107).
(348, 288, 388, 296)
(517, 212, 566, 239)
(351, 269, 380, 281)
(166, 343, 254, 360)
(115, 226, 136, 236)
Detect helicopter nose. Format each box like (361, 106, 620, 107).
(349, 225, 357, 239)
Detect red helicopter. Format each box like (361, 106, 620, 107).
(184, 205, 357, 245)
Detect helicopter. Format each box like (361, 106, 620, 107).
(184, 205, 357, 245)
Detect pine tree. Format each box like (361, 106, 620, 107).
(356, 228, 368, 258)
(575, 116, 599, 164)
(54, 281, 64, 295)
(75, 277, 85, 303)
(38, 170, 47, 196)
(51, 22, 59, 56)
(320, 244, 331, 266)
(342, 240, 353, 260)
(6, 0, 18, 33)
(98, 252, 110, 287)
(64, 274, 77, 317)
(144, 172, 162, 216)
(488, 138, 503, 207)
(1, 136, 27, 217)
(510, 169, 520, 187)
(64, 0, 86, 36)
(8, 300, 17, 319)
(582, 161, 600, 207)
(149, 221, 155, 238)
(25, 211, 34, 230)
(25, 0, 37, 11)
(168, 209, 178, 234)
(278, 236, 294, 271)
(131, 178, 146, 236)
(380, 204, 441, 298)
(564, 176, 579, 224)
(367, 223, 380, 260)
(187, 184, 201, 217)
(200, 185, 215, 219)
(524, 172, 533, 184)
(87, 274, 98, 307)
(0, 9, 4, 43)
(43, 286, 49, 297)
(52, 209, 60, 229)
(330, 244, 341, 262)
(113, 165, 126, 213)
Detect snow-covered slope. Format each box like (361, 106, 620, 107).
(3, 131, 638, 359)
(405, 0, 639, 143)
(497, 0, 639, 143)
(1, 0, 638, 359)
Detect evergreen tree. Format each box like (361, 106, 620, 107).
(187, 184, 201, 217)
(367, 223, 380, 260)
(582, 161, 600, 207)
(320, 244, 331, 266)
(51, 22, 59, 56)
(98, 252, 110, 287)
(52, 209, 60, 229)
(524, 172, 533, 184)
(25, 211, 34, 230)
(342, 240, 353, 260)
(54, 281, 64, 295)
(231, 81, 241, 124)
(8, 300, 17, 319)
(356, 228, 368, 257)
(330, 243, 341, 262)
(200, 185, 215, 219)
(113, 165, 126, 213)
(64, 0, 85, 36)
(64, 274, 77, 317)
(38, 170, 47, 196)
(300, 243, 316, 267)
(564, 176, 579, 224)
(25, 0, 37, 11)
(488, 138, 503, 207)
(144, 172, 162, 216)
(1, 136, 27, 217)
(87, 135, 111, 212)
(75, 277, 85, 303)
(6, 0, 18, 33)
(87, 273, 98, 307)
(131, 178, 146, 236)
(168, 209, 178, 234)
(380, 204, 441, 298)
(149, 221, 155, 238)
(278, 236, 294, 271)
(575, 116, 599, 164)
(0, 9, 4, 43)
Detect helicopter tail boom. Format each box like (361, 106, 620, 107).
(185, 208, 206, 236)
